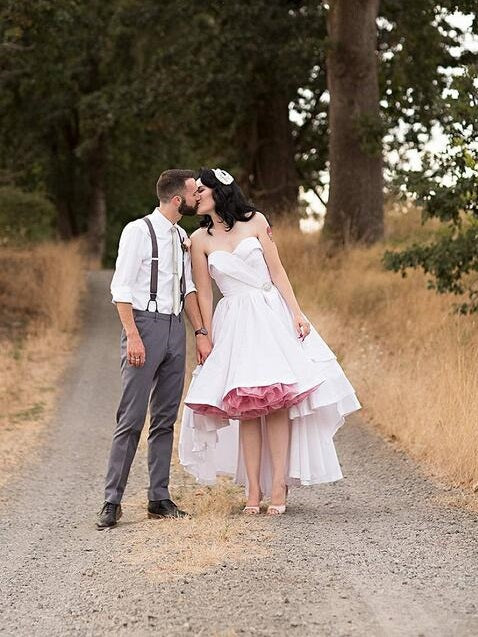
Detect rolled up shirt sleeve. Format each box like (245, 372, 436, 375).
(110, 223, 147, 304)
(184, 250, 196, 296)
(178, 228, 196, 296)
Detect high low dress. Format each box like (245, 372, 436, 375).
(179, 236, 361, 496)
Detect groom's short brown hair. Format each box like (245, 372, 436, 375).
(156, 169, 195, 203)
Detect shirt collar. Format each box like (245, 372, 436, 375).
(152, 207, 178, 230)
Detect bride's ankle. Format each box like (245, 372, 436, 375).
(246, 487, 261, 504)
(271, 482, 287, 502)
(271, 480, 287, 492)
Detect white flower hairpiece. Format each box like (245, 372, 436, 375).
(212, 168, 234, 185)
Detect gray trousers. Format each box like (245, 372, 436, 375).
(104, 310, 186, 504)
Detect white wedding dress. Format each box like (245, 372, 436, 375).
(179, 236, 361, 496)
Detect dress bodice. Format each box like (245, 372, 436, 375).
(207, 236, 273, 297)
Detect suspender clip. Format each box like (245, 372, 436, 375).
(146, 298, 158, 313)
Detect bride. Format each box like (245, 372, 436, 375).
(179, 168, 361, 515)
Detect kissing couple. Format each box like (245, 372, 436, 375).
(96, 168, 360, 529)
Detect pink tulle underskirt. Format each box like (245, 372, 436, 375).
(186, 382, 320, 420)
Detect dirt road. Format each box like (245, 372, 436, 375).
(1, 271, 477, 636)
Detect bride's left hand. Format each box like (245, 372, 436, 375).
(196, 335, 213, 364)
(293, 313, 311, 341)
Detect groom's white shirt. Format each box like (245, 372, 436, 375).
(110, 207, 196, 313)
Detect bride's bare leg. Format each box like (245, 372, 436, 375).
(239, 418, 262, 505)
(265, 408, 290, 505)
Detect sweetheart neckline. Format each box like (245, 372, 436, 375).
(207, 236, 261, 259)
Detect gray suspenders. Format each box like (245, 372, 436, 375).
(142, 216, 185, 314)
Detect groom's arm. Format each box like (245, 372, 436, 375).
(184, 292, 212, 365)
(183, 237, 212, 364)
(184, 292, 212, 364)
(116, 302, 145, 367)
(110, 223, 147, 367)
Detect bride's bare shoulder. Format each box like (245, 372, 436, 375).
(248, 211, 269, 228)
(190, 227, 210, 250)
(191, 227, 208, 240)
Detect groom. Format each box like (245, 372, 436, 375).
(96, 169, 211, 529)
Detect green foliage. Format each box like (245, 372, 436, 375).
(0, 0, 477, 257)
(384, 65, 478, 313)
(379, 1, 457, 131)
(0, 1, 183, 241)
(0, 186, 56, 245)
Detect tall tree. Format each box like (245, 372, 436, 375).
(321, 0, 475, 246)
(323, 0, 384, 245)
(117, 0, 325, 218)
(166, 0, 326, 218)
(0, 0, 181, 259)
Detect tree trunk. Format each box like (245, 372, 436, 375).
(323, 0, 384, 245)
(87, 136, 107, 261)
(241, 91, 299, 220)
(50, 120, 80, 239)
(56, 199, 77, 239)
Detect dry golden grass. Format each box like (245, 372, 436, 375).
(0, 240, 87, 333)
(123, 396, 271, 581)
(0, 241, 87, 488)
(275, 206, 478, 491)
(122, 492, 270, 581)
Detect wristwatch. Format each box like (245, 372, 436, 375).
(194, 327, 208, 336)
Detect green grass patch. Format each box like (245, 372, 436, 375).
(11, 402, 45, 423)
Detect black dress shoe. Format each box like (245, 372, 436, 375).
(147, 499, 189, 519)
(96, 502, 122, 529)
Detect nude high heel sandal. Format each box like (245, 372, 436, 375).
(266, 503, 286, 515)
(242, 505, 261, 515)
(242, 490, 262, 515)
(267, 486, 288, 516)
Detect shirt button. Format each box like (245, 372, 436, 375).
(262, 282, 272, 291)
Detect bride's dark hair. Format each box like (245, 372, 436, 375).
(197, 168, 257, 233)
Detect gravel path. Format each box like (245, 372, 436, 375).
(1, 270, 477, 637)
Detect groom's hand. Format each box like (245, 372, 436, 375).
(127, 331, 146, 367)
(196, 335, 212, 365)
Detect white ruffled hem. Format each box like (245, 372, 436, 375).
(179, 380, 361, 497)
